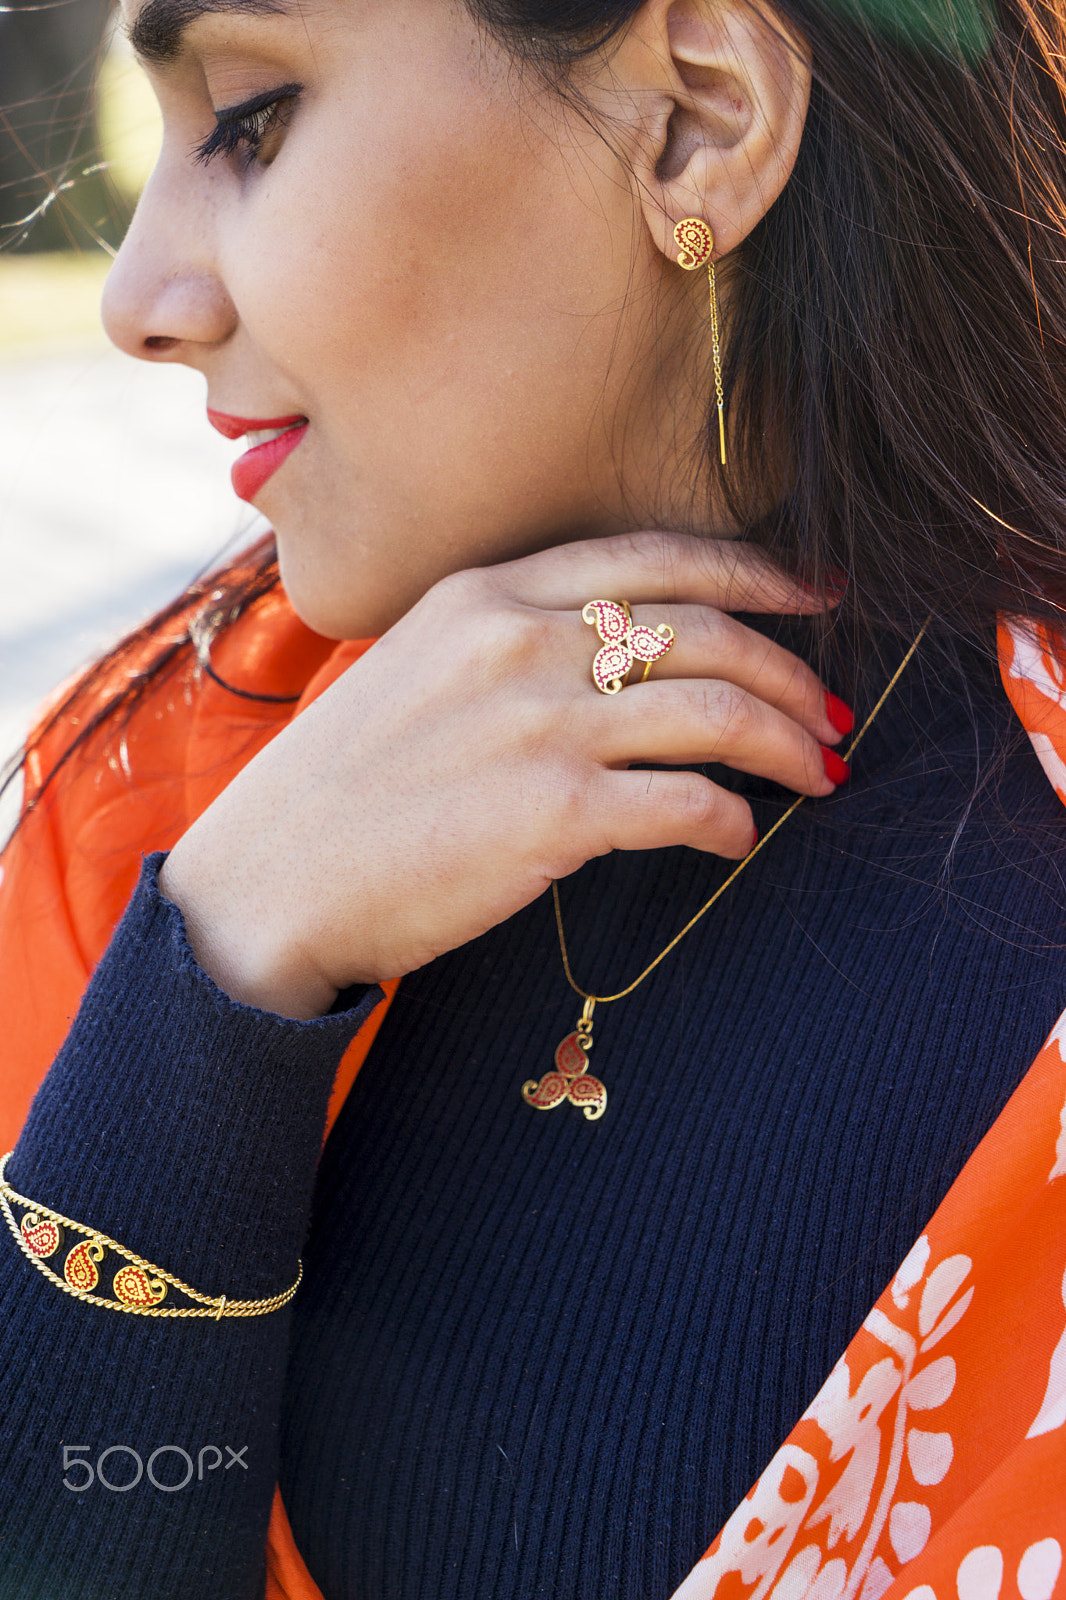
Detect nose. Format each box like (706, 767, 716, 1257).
(101, 150, 238, 362)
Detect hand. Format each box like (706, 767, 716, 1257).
(159, 533, 848, 1018)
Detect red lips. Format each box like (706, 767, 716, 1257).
(207, 409, 308, 502)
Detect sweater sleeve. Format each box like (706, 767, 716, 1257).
(0, 853, 381, 1600)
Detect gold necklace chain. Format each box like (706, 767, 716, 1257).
(522, 622, 930, 1121)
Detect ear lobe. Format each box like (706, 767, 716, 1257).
(636, 0, 811, 263)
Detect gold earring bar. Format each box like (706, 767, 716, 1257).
(707, 260, 726, 466)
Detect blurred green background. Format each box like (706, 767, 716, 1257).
(0, 0, 162, 348)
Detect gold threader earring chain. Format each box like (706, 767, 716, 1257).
(673, 218, 727, 466)
(521, 622, 930, 1122)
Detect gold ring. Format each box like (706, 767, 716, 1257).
(582, 600, 676, 695)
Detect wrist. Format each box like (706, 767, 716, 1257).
(158, 852, 339, 1021)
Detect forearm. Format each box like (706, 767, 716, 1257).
(0, 855, 379, 1599)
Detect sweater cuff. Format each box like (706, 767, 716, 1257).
(8, 852, 382, 1299)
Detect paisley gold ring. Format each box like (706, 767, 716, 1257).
(581, 599, 676, 696)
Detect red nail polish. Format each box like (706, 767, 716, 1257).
(798, 569, 849, 605)
(821, 746, 850, 785)
(749, 825, 759, 852)
(824, 691, 855, 736)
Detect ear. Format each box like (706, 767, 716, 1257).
(621, 0, 812, 262)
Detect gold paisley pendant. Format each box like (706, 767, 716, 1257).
(522, 1028, 608, 1121)
(113, 1264, 167, 1308)
(20, 1213, 61, 1259)
(64, 1238, 104, 1293)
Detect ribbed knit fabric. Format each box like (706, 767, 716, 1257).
(0, 861, 379, 1600)
(278, 640, 1066, 1600)
(1, 637, 1065, 1599)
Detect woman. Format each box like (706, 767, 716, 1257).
(0, 0, 1065, 1596)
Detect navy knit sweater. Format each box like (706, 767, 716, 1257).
(1, 634, 1064, 1600)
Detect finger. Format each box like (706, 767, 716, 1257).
(591, 679, 845, 797)
(492, 531, 837, 615)
(593, 767, 756, 859)
(625, 604, 850, 744)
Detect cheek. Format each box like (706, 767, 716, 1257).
(227, 175, 423, 386)
(225, 66, 535, 393)
(224, 74, 629, 466)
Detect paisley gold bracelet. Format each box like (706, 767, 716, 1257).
(0, 1151, 301, 1318)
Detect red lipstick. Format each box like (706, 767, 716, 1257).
(207, 409, 308, 503)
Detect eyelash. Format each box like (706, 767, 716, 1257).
(193, 84, 301, 168)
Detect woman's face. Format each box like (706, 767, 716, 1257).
(105, 0, 707, 638)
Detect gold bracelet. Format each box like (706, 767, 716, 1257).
(0, 1152, 301, 1319)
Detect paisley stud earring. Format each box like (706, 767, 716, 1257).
(673, 218, 727, 466)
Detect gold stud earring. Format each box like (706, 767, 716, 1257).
(673, 218, 727, 466)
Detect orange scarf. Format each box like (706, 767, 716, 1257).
(1, 595, 1063, 1600)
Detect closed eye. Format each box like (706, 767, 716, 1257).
(193, 83, 301, 167)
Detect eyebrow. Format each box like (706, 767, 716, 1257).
(128, 0, 289, 65)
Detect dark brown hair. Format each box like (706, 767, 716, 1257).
(473, 0, 1066, 656)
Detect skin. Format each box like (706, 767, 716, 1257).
(105, 0, 840, 1019)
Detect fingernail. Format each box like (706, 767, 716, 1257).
(824, 691, 855, 736)
(821, 746, 851, 785)
(749, 825, 759, 853)
(797, 570, 849, 606)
